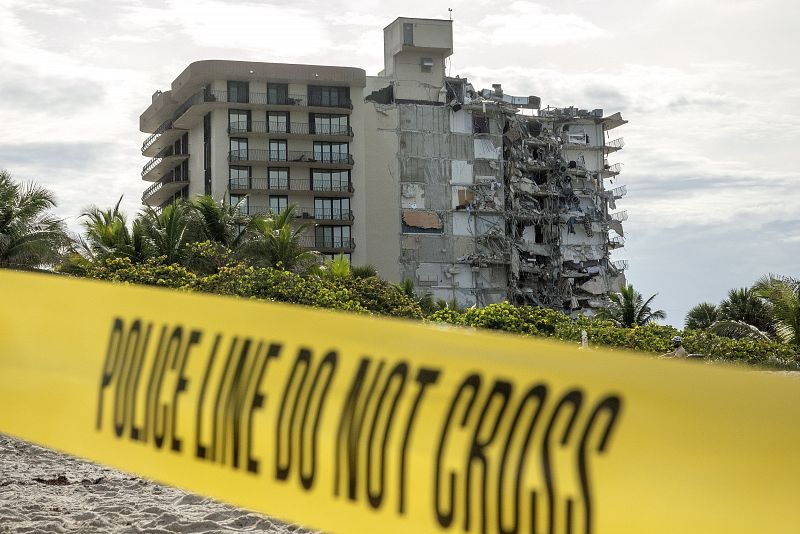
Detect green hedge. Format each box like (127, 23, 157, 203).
(81, 258, 800, 371)
(82, 256, 422, 318)
(428, 302, 800, 370)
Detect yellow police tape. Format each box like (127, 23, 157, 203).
(1, 270, 799, 533)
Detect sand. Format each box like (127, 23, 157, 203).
(0, 434, 316, 534)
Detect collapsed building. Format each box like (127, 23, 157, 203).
(362, 18, 628, 315)
(137, 16, 628, 316)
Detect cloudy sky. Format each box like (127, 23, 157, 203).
(1, 0, 798, 326)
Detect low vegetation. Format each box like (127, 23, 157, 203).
(3, 170, 799, 370)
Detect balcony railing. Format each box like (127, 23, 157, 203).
(228, 121, 353, 136)
(235, 204, 352, 221)
(142, 120, 173, 153)
(298, 208, 354, 221)
(174, 89, 353, 120)
(609, 210, 628, 222)
(610, 185, 627, 199)
(141, 145, 188, 177)
(228, 177, 353, 193)
(228, 150, 353, 165)
(608, 235, 625, 247)
(141, 173, 189, 202)
(605, 137, 625, 150)
(612, 259, 629, 271)
(299, 236, 356, 250)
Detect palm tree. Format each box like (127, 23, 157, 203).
(718, 287, 773, 334)
(0, 170, 66, 269)
(685, 302, 719, 330)
(599, 284, 666, 327)
(79, 197, 148, 262)
(324, 254, 351, 278)
(754, 274, 800, 346)
(239, 205, 318, 272)
(189, 195, 250, 250)
(139, 202, 191, 264)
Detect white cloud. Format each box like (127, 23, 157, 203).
(473, 1, 608, 46)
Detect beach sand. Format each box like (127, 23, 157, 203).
(0, 434, 316, 533)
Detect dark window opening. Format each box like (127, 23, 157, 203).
(473, 115, 490, 134)
(403, 23, 413, 45)
(203, 113, 211, 195)
(308, 86, 350, 108)
(227, 81, 249, 104)
(267, 112, 289, 133)
(228, 109, 251, 133)
(268, 83, 288, 105)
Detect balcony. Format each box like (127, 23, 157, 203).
(172, 89, 353, 129)
(237, 204, 353, 224)
(228, 177, 353, 196)
(296, 207, 354, 223)
(141, 147, 189, 182)
(608, 235, 625, 249)
(609, 210, 628, 222)
(141, 120, 186, 157)
(612, 259, 629, 271)
(299, 235, 356, 252)
(609, 185, 627, 199)
(228, 150, 353, 168)
(142, 174, 189, 206)
(228, 121, 353, 140)
(600, 162, 623, 178)
(604, 137, 625, 154)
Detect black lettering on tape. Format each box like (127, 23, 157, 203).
(299, 351, 337, 489)
(541, 390, 583, 534)
(578, 395, 622, 534)
(196, 333, 222, 460)
(169, 329, 201, 452)
(435, 373, 481, 528)
(497, 384, 548, 534)
(276, 348, 313, 481)
(246, 343, 282, 474)
(398, 368, 440, 514)
(366, 362, 408, 509)
(465, 380, 512, 534)
(97, 318, 124, 431)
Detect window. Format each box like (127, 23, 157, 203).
(230, 194, 248, 214)
(420, 57, 433, 73)
(229, 166, 251, 189)
(312, 170, 350, 192)
(230, 138, 248, 160)
(268, 168, 289, 189)
(203, 113, 211, 195)
(269, 140, 287, 161)
(228, 81, 249, 104)
(268, 83, 288, 105)
(313, 142, 349, 163)
(269, 195, 288, 215)
(403, 23, 413, 45)
(316, 225, 351, 248)
(267, 112, 289, 133)
(229, 109, 250, 133)
(473, 115, 490, 134)
(314, 197, 350, 220)
(308, 86, 350, 108)
(311, 114, 349, 135)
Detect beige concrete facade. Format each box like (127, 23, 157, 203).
(138, 17, 627, 314)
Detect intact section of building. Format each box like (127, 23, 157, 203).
(140, 61, 366, 262)
(138, 16, 627, 315)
